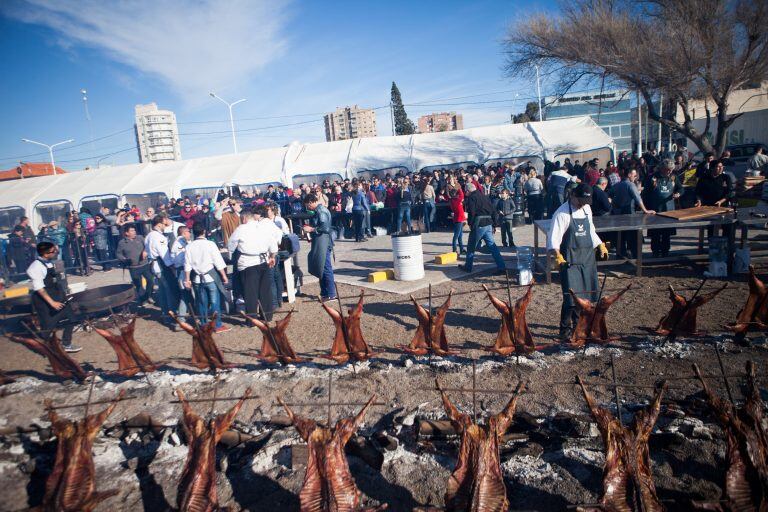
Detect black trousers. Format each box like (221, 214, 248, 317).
(353, 211, 365, 241)
(129, 265, 155, 304)
(34, 296, 75, 345)
(649, 228, 673, 256)
(500, 219, 514, 246)
(240, 263, 274, 321)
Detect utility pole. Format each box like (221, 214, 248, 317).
(209, 92, 246, 154)
(81, 89, 94, 151)
(21, 138, 74, 176)
(636, 90, 643, 155)
(656, 92, 663, 153)
(390, 102, 395, 136)
(534, 65, 543, 121)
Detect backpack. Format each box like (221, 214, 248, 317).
(280, 233, 301, 256)
(84, 216, 96, 235)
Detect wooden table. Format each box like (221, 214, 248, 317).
(533, 211, 738, 284)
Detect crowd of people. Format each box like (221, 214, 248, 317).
(3, 144, 758, 334)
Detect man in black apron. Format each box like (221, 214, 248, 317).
(26, 242, 81, 352)
(646, 159, 682, 257)
(303, 193, 336, 301)
(547, 184, 608, 341)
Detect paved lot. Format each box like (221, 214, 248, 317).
(54, 224, 535, 296)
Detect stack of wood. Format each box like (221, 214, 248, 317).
(737, 174, 766, 199)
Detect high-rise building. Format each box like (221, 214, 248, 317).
(134, 103, 182, 163)
(544, 90, 632, 152)
(417, 112, 464, 133)
(324, 105, 377, 142)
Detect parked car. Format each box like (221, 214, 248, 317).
(726, 143, 768, 178)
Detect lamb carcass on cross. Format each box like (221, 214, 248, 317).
(175, 386, 253, 512)
(577, 376, 667, 512)
(727, 266, 768, 345)
(9, 332, 87, 381)
(171, 314, 234, 370)
(278, 395, 387, 512)
(483, 283, 539, 356)
(692, 361, 767, 511)
(437, 378, 526, 511)
(92, 315, 157, 376)
(39, 390, 126, 512)
(653, 283, 726, 337)
(321, 290, 375, 364)
(245, 309, 304, 365)
(568, 284, 632, 347)
(398, 290, 458, 356)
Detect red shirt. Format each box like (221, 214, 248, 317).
(585, 168, 600, 187)
(449, 188, 466, 223)
(179, 207, 197, 228)
(384, 188, 398, 208)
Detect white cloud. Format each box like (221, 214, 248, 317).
(4, 0, 291, 103)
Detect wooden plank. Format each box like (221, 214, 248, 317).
(656, 206, 732, 221)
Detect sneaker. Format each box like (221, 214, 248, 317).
(63, 344, 82, 353)
(214, 326, 232, 334)
(458, 264, 471, 272)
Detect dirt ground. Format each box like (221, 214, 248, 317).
(0, 265, 766, 511)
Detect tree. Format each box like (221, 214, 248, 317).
(512, 101, 540, 124)
(391, 82, 416, 135)
(503, 0, 768, 157)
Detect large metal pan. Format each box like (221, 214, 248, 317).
(71, 284, 136, 315)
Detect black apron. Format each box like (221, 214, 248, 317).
(31, 260, 69, 329)
(560, 204, 599, 304)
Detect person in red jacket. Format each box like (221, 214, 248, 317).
(179, 201, 197, 229)
(448, 185, 466, 254)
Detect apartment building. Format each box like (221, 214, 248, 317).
(417, 112, 464, 133)
(134, 102, 182, 163)
(324, 105, 377, 141)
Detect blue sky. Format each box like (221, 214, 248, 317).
(0, 0, 558, 171)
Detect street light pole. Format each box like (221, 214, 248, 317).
(209, 92, 246, 154)
(21, 138, 74, 175)
(534, 65, 543, 122)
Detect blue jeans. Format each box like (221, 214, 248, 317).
(175, 268, 190, 322)
(396, 204, 412, 233)
(465, 225, 506, 271)
(452, 222, 465, 253)
(156, 267, 179, 318)
(320, 244, 336, 299)
(194, 281, 222, 328)
(423, 200, 435, 232)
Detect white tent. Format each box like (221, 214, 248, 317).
(227, 146, 291, 188)
(285, 138, 354, 183)
(528, 117, 615, 161)
(0, 117, 614, 230)
(348, 134, 414, 175)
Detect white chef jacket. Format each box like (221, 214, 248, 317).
(547, 202, 602, 251)
(227, 218, 282, 271)
(27, 259, 53, 292)
(185, 238, 227, 284)
(273, 216, 290, 235)
(145, 229, 172, 275)
(170, 237, 188, 269)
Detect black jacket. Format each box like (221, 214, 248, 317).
(696, 173, 734, 206)
(591, 186, 612, 216)
(464, 190, 497, 227)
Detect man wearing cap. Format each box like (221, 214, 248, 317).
(547, 183, 609, 341)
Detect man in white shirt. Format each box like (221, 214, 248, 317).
(547, 184, 608, 341)
(26, 242, 81, 352)
(227, 205, 281, 320)
(170, 225, 192, 326)
(144, 215, 176, 326)
(185, 222, 230, 332)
